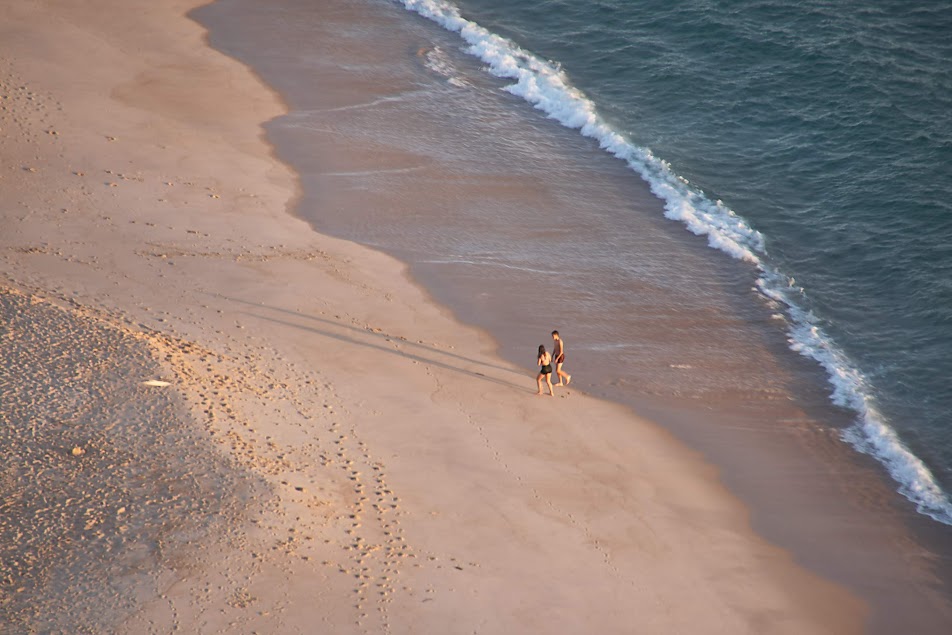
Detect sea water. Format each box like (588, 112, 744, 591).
(394, 0, 952, 522)
(197, 0, 952, 527)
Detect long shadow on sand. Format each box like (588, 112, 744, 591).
(212, 292, 519, 375)
(242, 310, 531, 393)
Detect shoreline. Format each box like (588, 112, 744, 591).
(195, 0, 952, 631)
(0, 0, 947, 632)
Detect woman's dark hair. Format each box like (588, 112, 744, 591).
(538, 344, 546, 357)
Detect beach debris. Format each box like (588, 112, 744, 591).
(142, 379, 171, 387)
(71, 446, 85, 457)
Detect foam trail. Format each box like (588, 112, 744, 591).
(421, 257, 558, 275)
(759, 272, 952, 524)
(395, 0, 952, 524)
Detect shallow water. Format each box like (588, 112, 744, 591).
(192, 0, 952, 627)
(387, 0, 952, 523)
(196, 0, 952, 519)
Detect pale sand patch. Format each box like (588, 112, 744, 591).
(0, 0, 868, 633)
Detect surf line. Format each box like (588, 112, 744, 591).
(393, 0, 952, 525)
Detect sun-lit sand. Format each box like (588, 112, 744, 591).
(0, 1, 880, 632)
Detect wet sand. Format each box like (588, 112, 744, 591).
(0, 0, 948, 633)
(195, 0, 952, 632)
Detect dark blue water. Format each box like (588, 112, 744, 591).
(398, 0, 952, 523)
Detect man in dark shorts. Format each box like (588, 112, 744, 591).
(552, 330, 572, 387)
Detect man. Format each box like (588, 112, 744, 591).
(551, 330, 572, 387)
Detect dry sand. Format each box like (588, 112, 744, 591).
(0, 0, 878, 632)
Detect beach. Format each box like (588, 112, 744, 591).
(1, 1, 951, 633)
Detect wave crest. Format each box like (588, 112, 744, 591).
(396, 0, 952, 524)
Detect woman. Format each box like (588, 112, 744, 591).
(536, 344, 555, 396)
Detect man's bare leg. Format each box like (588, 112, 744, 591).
(556, 363, 571, 386)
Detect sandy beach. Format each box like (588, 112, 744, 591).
(2, 1, 950, 633)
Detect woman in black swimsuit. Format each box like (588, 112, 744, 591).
(536, 344, 554, 396)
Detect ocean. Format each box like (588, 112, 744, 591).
(198, 0, 952, 527)
(393, 0, 952, 524)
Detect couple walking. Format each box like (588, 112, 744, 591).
(536, 330, 571, 396)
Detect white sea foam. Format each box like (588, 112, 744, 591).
(316, 93, 415, 113)
(396, 0, 952, 524)
(421, 257, 558, 275)
(421, 45, 471, 87)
